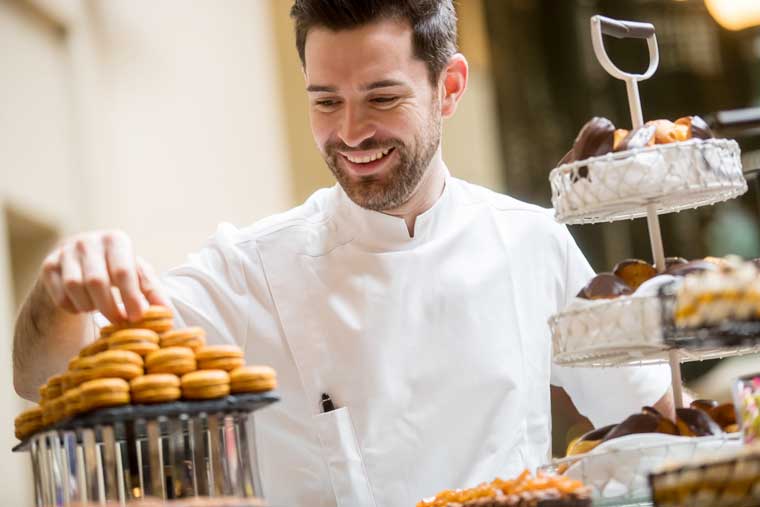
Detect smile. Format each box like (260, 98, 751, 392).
(341, 147, 394, 164)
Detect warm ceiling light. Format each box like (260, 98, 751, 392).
(705, 0, 760, 31)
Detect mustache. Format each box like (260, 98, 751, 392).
(325, 138, 401, 154)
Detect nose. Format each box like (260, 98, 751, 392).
(338, 103, 375, 148)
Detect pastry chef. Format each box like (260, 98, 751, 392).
(13, 1, 674, 506)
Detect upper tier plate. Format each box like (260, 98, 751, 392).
(551, 296, 760, 367)
(550, 139, 746, 224)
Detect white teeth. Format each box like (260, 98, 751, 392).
(346, 148, 392, 164)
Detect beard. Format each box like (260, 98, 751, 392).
(322, 103, 441, 211)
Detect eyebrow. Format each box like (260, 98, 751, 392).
(306, 79, 406, 93)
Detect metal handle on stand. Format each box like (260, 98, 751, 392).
(591, 15, 684, 409)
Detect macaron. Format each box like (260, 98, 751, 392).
(91, 350, 144, 380)
(79, 378, 130, 412)
(42, 397, 66, 426)
(100, 323, 121, 338)
(181, 370, 230, 400)
(62, 388, 83, 418)
(195, 345, 244, 371)
(15, 406, 43, 440)
(79, 337, 109, 357)
(135, 305, 174, 333)
(145, 347, 196, 375)
(46, 374, 65, 399)
(160, 327, 206, 351)
(229, 366, 277, 393)
(68, 356, 98, 387)
(108, 329, 160, 356)
(130, 374, 181, 404)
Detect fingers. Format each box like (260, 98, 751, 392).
(40, 250, 77, 313)
(60, 243, 95, 312)
(137, 257, 170, 307)
(80, 237, 125, 324)
(103, 231, 146, 322)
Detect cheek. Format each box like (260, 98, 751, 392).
(309, 114, 333, 151)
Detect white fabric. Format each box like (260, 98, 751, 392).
(162, 174, 671, 507)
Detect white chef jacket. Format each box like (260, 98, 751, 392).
(162, 172, 671, 507)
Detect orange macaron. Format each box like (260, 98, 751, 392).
(90, 350, 144, 380)
(160, 327, 206, 351)
(79, 337, 109, 357)
(107, 329, 160, 356)
(130, 374, 181, 404)
(15, 406, 43, 440)
(181, 370, 230, 400)
(229, 366, 277, 394)
(195, 345, 244, 371)
(79, 378, 130, 412)
(145, 347, 196, 375)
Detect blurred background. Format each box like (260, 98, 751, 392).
(1, 0, 759, 503)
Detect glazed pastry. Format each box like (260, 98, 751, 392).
(577, 273, 633, 300)
(690, 399, 719, 412)
(675, 115, 713, 140)
(708, 403, 737, 430)
(613, 259, 657, 291)
(675, 408, 722, 437)
(572, 117, 615, 161)
(615, 124, 656, 151)
(602, 413, 660, 441)
(667, 260, 719, 277)
(566, 424, 616, 456)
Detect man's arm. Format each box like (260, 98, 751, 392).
(12, 230, 167, 401)
(13, 280, 94, 400)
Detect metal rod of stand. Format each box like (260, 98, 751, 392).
(646, 204, 666, 273)
(669, 350, 684, 408)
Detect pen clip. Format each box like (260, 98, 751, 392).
(321, 393, 336, 413)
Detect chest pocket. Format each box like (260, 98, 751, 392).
(313, 407, 377, 507)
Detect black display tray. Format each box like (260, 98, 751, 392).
(13, 391, 279, 453)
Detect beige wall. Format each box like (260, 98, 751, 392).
(0, 0, 294, 503)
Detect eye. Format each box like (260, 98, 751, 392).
(313, 99, 341, 111)
(370, 96, 399, 106)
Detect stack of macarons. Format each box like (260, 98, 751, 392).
(17, 305, 277, 440)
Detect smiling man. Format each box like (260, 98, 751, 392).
(13, 1, 674, 506)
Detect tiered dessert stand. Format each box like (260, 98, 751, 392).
(13, 392, 278, 506)
(544, 15, 751, 504)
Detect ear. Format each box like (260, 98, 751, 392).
(440, 53, 468, 119)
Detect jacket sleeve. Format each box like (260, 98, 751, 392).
(549, 227, 671, 427)
(161, 223, 281, 350)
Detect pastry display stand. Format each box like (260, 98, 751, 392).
(549, 15, 748, 406)
(547, 15, 751, 506)
(13, 392, 278, 506)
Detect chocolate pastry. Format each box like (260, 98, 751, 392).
(667, 260, 719, 277)
(613, 259, 657, 291)
(690, 399, 719, 412)
(615, 124, 656, 151)
(665, 257, 688, 272)
(675, 115, 713, 140)
(708, 403, 737, 430)
(572, 117, 615, 161)
(675, 408, 722, 437)
(577, 273, 633, 300)
(641, 406, 679, 435)
(602, 413, 660, 441)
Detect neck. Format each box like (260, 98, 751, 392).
(384, 154, 447, 237)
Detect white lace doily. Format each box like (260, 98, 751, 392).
(550, 139, 746, 224)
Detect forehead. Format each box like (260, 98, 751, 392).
(304, 18, 425, 87)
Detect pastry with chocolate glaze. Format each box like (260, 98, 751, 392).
(602, 413, 661, 441)
(666, 260, 718, 277)
(566, 424, 616, 456)
(613, 259, 657, 291)
(675, 115, 713, 140)
(690, 399, 718, 412)
(675, 408, 722, 437)
(708, 403, 737, 431)
(577, 273, 633, 300)
(614, 124, 656, 151)
(664, 257, 688, 272)
(572, 117, 615, 161)
(641, 406, 679, 435)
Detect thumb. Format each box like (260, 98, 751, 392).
(136, 257, 170, 307)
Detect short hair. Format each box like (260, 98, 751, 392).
(290, 0, 458, 86)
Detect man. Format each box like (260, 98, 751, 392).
(13, 1, 673, 505)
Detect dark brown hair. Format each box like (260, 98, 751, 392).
(290, 0, 458, 86)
